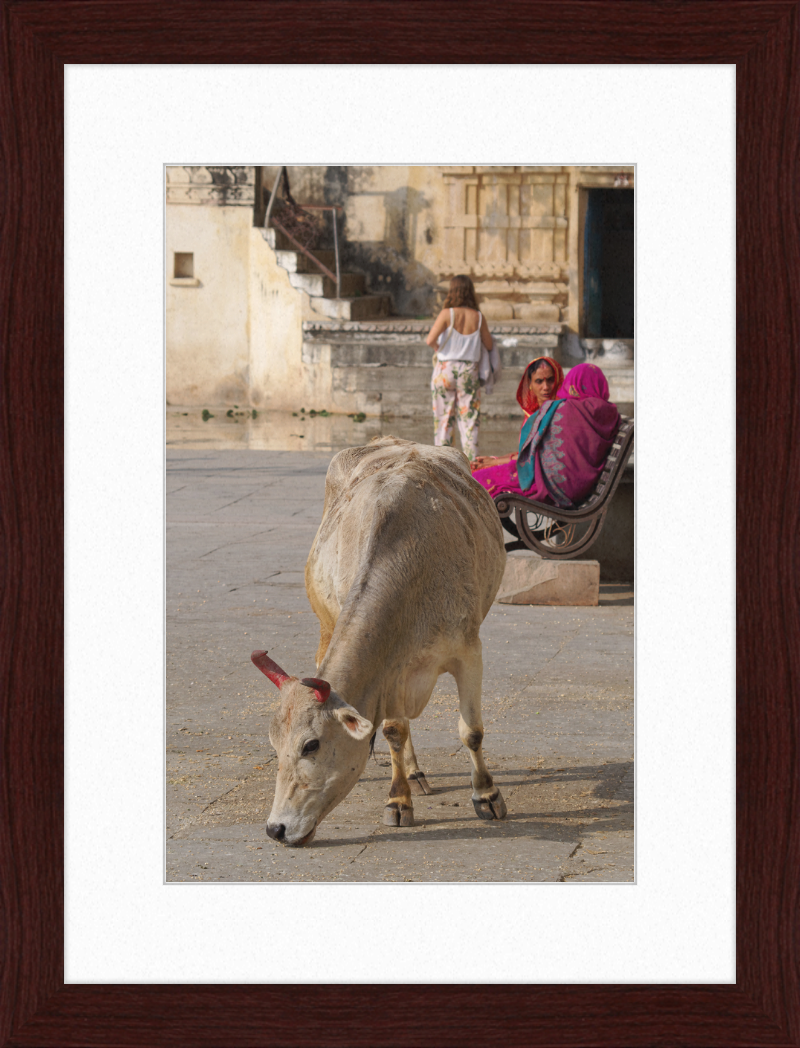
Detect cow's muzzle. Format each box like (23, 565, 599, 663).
(266, 821, 317, 847)
(266, 821, 286, 842)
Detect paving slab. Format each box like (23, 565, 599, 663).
(166, 444, 634, 883)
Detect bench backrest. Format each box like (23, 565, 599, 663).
(574, 415, 634, 513)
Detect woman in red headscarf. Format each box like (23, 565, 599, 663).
(470, 356, 562, 491)
(471, 360, 620, 507)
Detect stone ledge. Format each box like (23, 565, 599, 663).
(496, 551, 600, 606)
(165, 166, 255, 206)
(301, 341, 561, 369)
(302, 320, 564, 338)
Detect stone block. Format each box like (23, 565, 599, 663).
(514, 302, 561, 322)
(314, 294, 392, 321)
(496, 551, 600, 606)
(333, 366, 425, 394)
(481, 300, 515, 321)
(605, 368, 634, 403)
(326, 342, 431, 369)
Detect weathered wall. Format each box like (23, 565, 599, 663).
(281, 165, 446, 317)
(166, 167, 329, 410)
(247, 228, 309, 412)
(276, 165, 634, 326)
(166, 199, 252, 406)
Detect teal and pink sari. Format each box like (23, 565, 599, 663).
(472, 362, 621, 507)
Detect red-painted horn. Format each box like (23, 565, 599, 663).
(300, 677, 331, 703)
(251, 650, 292, 688)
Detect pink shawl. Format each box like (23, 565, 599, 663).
(473, 362, 620, 506)
(538, 363, 621, 506)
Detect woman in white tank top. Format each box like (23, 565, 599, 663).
(425, 274, 493, 462)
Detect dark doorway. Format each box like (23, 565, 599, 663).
(583, 189, 634, 338)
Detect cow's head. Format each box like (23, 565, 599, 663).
(251, 650, 373, 847)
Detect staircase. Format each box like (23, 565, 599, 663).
(261, 227, 392, 321)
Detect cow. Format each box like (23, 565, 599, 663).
(251, 436, 507, 847)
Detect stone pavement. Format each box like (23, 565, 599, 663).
(166, 443, 634, 883)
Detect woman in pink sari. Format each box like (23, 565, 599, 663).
(471, 361, 621, 508)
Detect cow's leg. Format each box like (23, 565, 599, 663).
(403, 725, 433, 795)
(381, 718, 415, 826)
(452, 648, 508, 820)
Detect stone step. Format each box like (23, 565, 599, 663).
(262, 227, 302, 251)
(302, 338, 559, 370)
(289, 271, 366, 298)
(316, 345, 629, 402)
(333, 366, 432, 395)
(496, 552, 601, 606)
(304, 340, 434, 368)
(604, 368, 634, 403)
(327, 364, 525, 413)
(313, 295, 392, 321)
(359, 387, 523, 421)
(275, 248, 337, 273)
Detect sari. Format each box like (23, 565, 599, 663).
(472, 362, 620, 507)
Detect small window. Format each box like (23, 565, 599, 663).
(174, 252, 194, 279)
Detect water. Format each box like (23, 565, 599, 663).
(166, 408, 526, 457)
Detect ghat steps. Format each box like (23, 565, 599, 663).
(301, 320, 574, 419)
(262, 228, 392, 321)
(301, 320, 633, 419)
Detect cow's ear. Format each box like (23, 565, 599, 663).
(332, 704, 373, 741)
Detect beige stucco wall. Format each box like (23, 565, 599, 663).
(166, 205, 251, 405)
(247, 228, 308, 412)
(166, 202, 338, 410)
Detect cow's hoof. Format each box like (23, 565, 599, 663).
(383, 803, 414, 827)
(472, 788, 507, 820)
(409, 771, 433, 796)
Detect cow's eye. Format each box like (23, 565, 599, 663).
(301, 739, 320, 756)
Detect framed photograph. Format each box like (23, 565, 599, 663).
(164, 160, 636, 885)
(2, 2, 797, 1044)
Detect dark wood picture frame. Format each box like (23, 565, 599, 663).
(2, 2, 798, 1045)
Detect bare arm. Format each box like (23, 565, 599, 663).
(425, 309, 450, 348)
(471, 452, 516, 471)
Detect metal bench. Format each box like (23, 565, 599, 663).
(494, 415, 634, 559)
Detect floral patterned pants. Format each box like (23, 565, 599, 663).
(431, 359, 481, 461)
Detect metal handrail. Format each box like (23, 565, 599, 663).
(264, 167, 342, 299)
